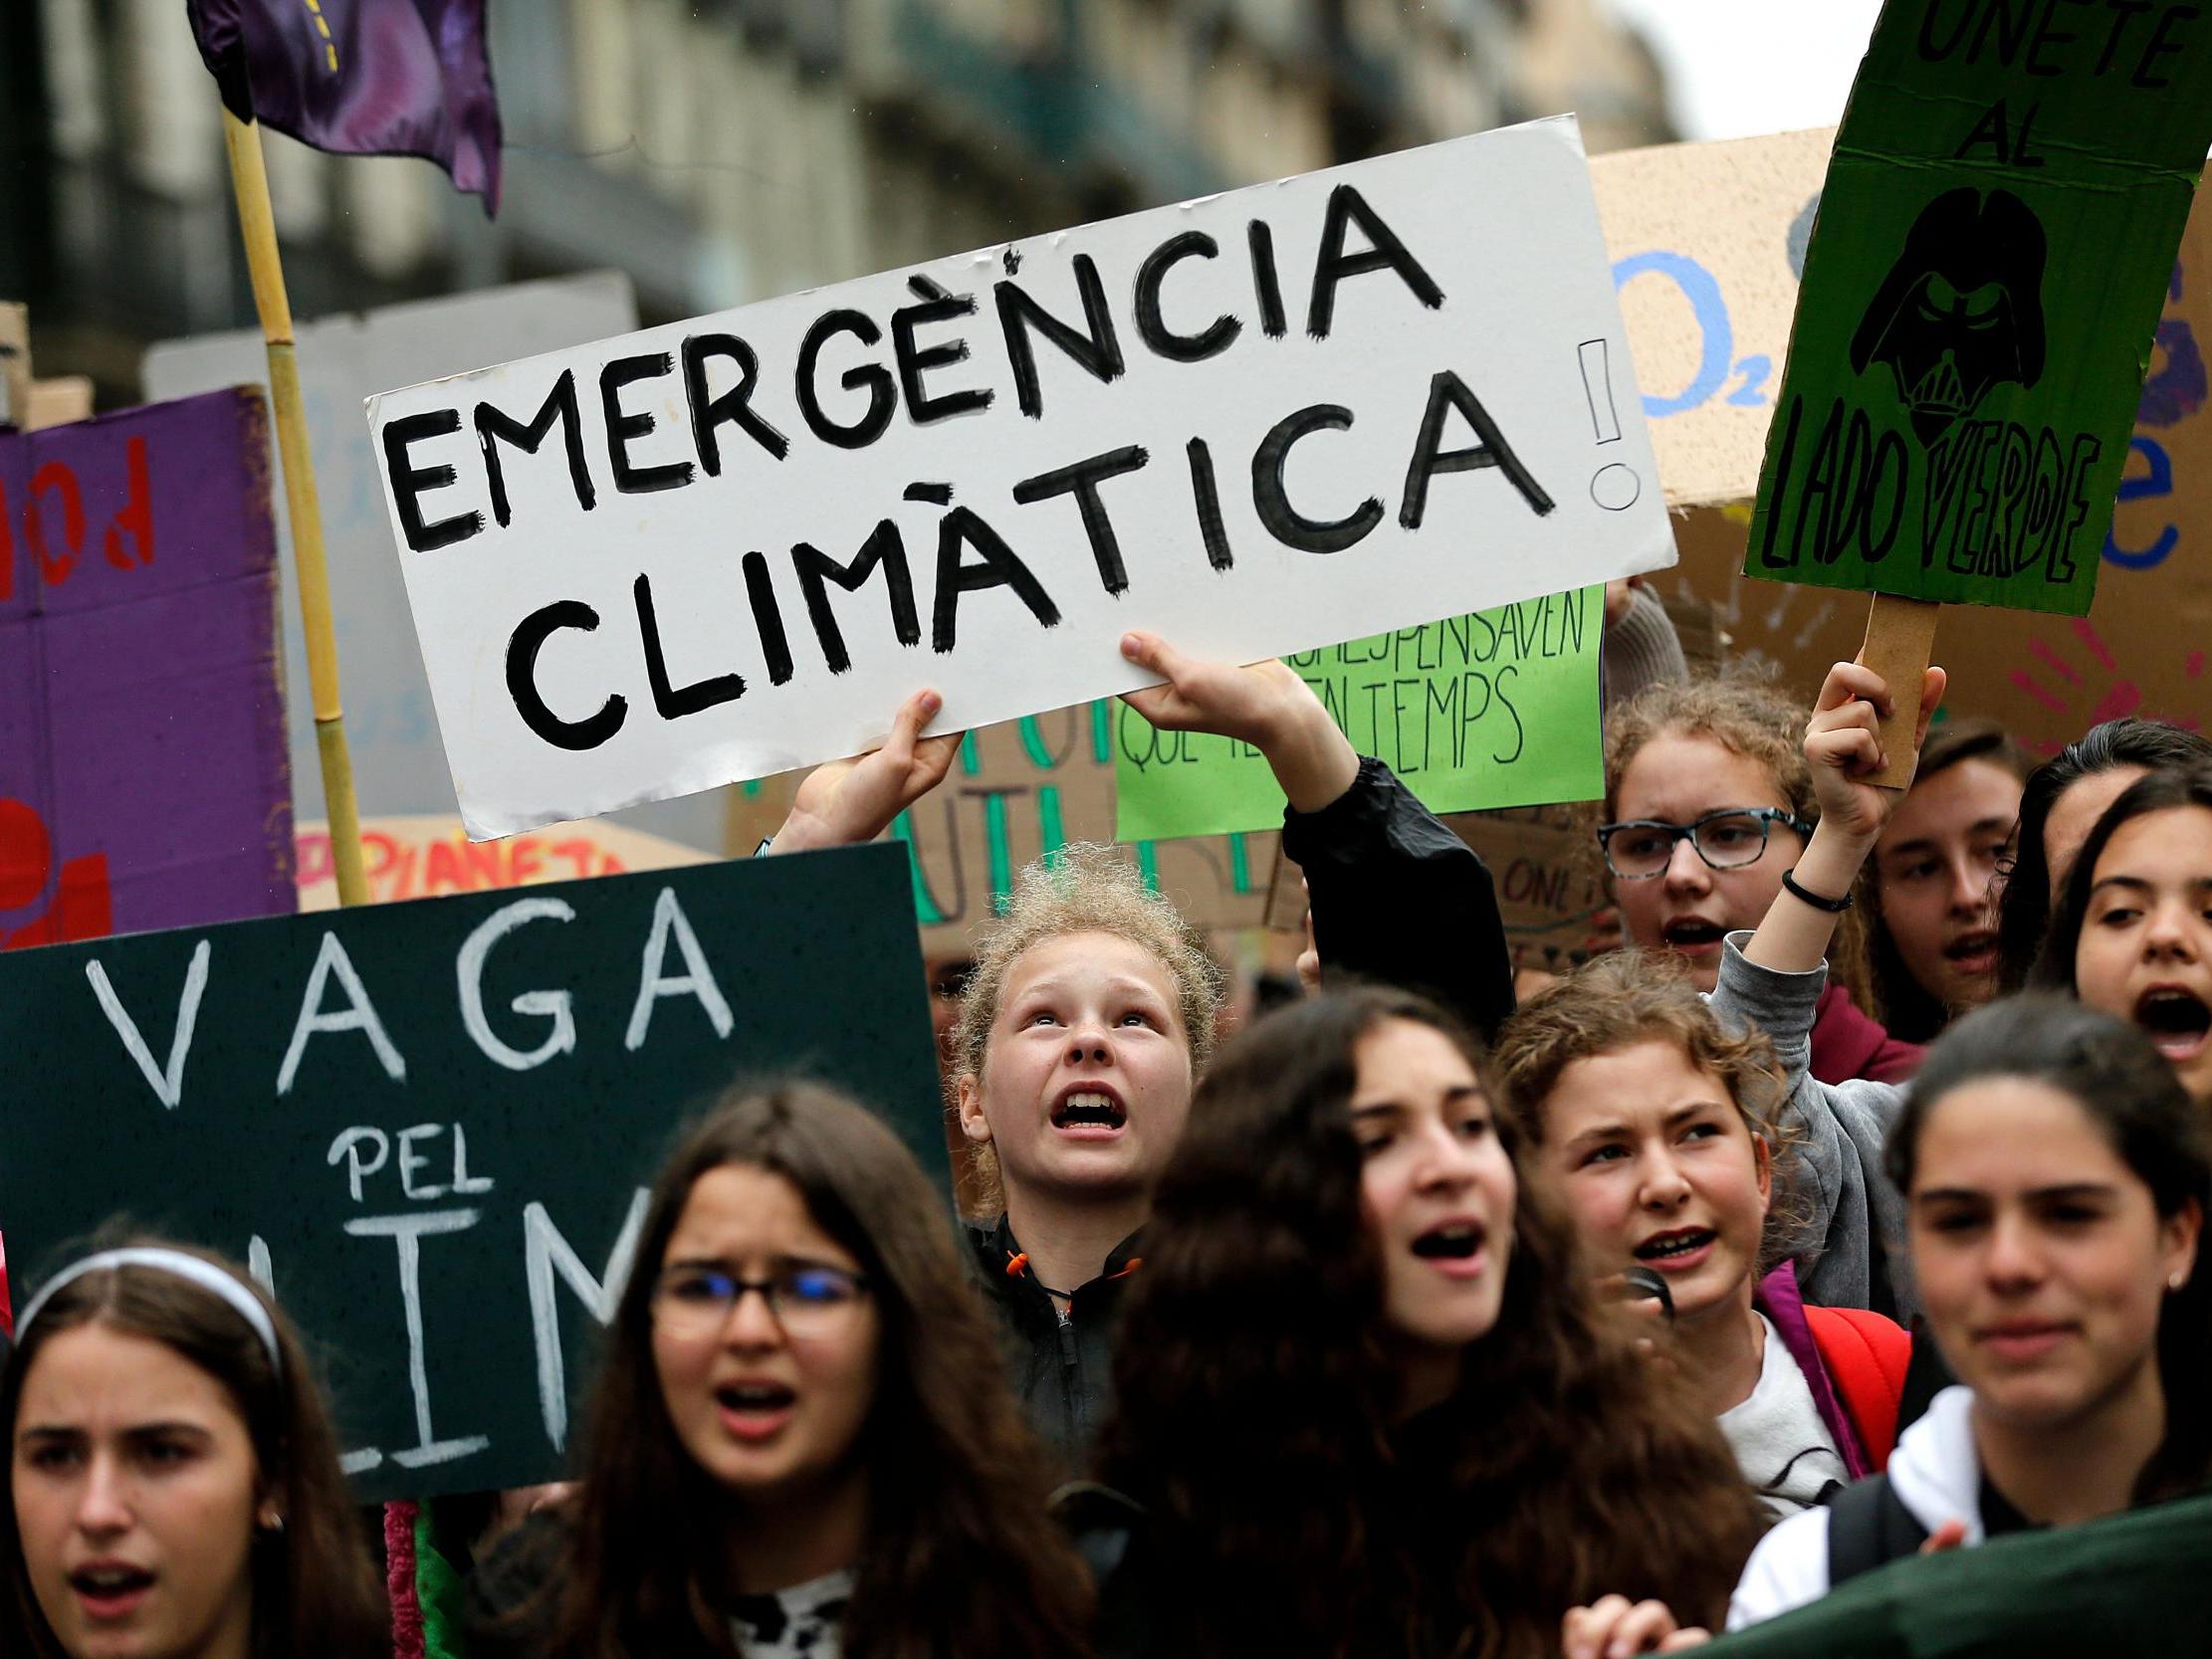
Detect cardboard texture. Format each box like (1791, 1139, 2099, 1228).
(1659, 177, 2211, 752)
(0, 389, 295, 946)
(137, 276, 739, 846)
(0, 845, 942, 1502)
(296, 815, 711, 910)
(725, 708, 1275, 952)
(368, 118, 1673, 839)
(1591, 125, 1834, 509)
(1114, 587, 1603, 841)
(1744, 1, 2212, 613)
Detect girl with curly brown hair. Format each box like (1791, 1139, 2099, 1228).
(467, 1083, 1095, 1659)
(1495, 955, 1910, 1519)
(1073, 984, 1767, 1659)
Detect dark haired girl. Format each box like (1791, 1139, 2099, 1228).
(1726, 995, 2209, 1623)
(2030, 763, 2212, 1110)
(472, 1082, 1093, 1659)
(3, 1240, 387, 1659)
(1079, 986, 1764, 1659)
(1867, 718, 2031, 1042)
(1995, 717, 2212, 991)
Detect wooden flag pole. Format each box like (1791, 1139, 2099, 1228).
(220, 110, 369, 909)
(1858, 593, 1941, 790)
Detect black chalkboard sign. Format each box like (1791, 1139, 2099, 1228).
(0, 843, 942, 1502)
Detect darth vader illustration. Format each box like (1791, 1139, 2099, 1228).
(1850, 186, 2046, 446)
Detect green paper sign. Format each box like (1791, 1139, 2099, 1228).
(0, 846, 942, 1503)
(1746, 0, 2212, 614)
(1113, 588, 1602, 842)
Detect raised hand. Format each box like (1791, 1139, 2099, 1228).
(1806, 659, 1947, 845)
(1119, 631, 1358, 812)
(768, 688, 963, 855)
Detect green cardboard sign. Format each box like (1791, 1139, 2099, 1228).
(0, 846, 941, 1502)
(1746, 0, 2212, 613)
(1113, 588, 1602, 842)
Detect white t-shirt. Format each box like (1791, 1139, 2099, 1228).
(729, 1567, 854, 1659)
(1717, 1315, 1849, 1520)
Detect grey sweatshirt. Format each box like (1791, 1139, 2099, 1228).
(1708, 932, 1914, 1315)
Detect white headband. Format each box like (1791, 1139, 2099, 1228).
(17, 1249, 283, 1378)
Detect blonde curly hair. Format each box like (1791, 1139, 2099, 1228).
(951, 844, 1224, 1212)
(1600, 664, 1872, 1007)
(1492, 949, 1816, 1271)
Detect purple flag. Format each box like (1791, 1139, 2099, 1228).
(0, 390, 295, 943)
(187, 0, 502, 212)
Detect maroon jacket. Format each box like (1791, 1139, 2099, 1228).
(1809, 981, 1923, 1087)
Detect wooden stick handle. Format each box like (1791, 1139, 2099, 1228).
(1857, 594, 1940, 790)
(221, 109, 370, 908)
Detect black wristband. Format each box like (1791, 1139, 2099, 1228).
(1782, 867, 1854, 914)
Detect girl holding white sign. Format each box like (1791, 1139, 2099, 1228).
(770, 633, 1517, 1465)
(468, 1083, 1093, 1659)
(2, 1239, 388, 1659)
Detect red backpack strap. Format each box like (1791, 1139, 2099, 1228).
(1804, 1306, 1912, 1469)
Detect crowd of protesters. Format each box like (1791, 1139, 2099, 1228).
(8, 591, 2212, 1659)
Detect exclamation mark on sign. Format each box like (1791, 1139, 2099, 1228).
(1579, 338, 1623, 444)
(1578, 337, 1642, 512)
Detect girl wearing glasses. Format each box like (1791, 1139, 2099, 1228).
(1600, 672, 1923, 1087)
(1073, 984, 1765, 1659)
(3, 1239, 387, 1659)
(469, 1083, 1093, 1659)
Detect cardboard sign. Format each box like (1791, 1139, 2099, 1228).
(1745, 2, 2212, 613)
(296, 815, 711, 911)
(1114, 587, 1603, 841)
(136, 277, 742, 846)
(1665, 180, 2212, 749)
(723, 708, 1275, 951)
(369, 117, 1674, 840)
(0, 846, 941, 1501)
(0, 390, 294, 945)
(1591, 125, 1834, 509)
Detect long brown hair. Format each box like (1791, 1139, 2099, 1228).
(546, 1081, 1094, 1659)
(0, 1236, 387, 1659)
(1095, 988, 1763, 1659)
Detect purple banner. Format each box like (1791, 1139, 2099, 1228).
(0, 389, 293, 945)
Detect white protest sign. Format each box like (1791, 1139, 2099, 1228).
(369, 116, 1673, 839)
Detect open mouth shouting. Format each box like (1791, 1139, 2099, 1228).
(1633, 1226, 1717, 1274)
(1942, 929, 1999, 974)
(1410, 1216, 1489, 1279)
(1051, 1083, 1128, 1139)
(67, 1560, 156, 1621)
(715, 1379, 798, 1443)
(2134, 985, 2212, 1065)
(1659, 918, 1728, 955)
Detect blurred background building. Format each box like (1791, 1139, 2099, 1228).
(3, 0, 1670, 402)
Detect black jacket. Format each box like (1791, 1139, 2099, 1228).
(1281, 756, 1515, 1041)
(965, 1214, 1140, 1472)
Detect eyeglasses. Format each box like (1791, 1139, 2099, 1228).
(650, 1259, 871, 1338)
(1596, 807, 1814, 881)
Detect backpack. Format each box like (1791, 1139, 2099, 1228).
(1805, 1305, 1912, 1469)
(1825, 1474, 1930, 1587)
